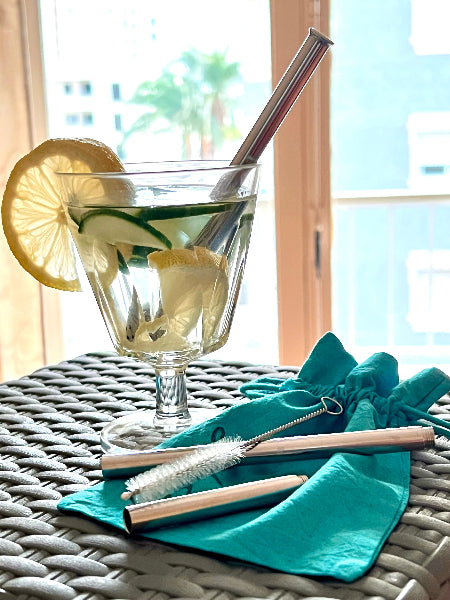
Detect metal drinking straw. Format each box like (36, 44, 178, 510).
(193, 27, 334, 250)
(124, 474, 308, 533)
(231, 27, 333, 166)
(102, 426, 435, 479)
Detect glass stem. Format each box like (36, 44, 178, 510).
(153, 367, 192, 431)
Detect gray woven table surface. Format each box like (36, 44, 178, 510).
(1, 351, 450, 600)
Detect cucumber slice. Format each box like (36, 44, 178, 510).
(128, 245, 160, 268)
(131, 245, 160, 258)
(148, 216, 210, 248)
(117, 250, 130, 274)
(137, 201, 234, 221)
(137, 202, 236, 248)
(78, 209, 172, 249)
(67, 206, 91, 226)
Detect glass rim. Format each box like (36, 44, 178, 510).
(56, 160, 261, 178)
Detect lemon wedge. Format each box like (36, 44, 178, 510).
(1, 138, 125, 291)
(147, 246, 229, 342)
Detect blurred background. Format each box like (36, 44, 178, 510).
(2, 0, 450, 380)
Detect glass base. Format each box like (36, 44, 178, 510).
(100, 408, 223, 453)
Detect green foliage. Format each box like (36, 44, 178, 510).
(123, 48, 243, 159)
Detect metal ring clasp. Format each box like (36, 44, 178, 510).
(320, 396, 344, 415)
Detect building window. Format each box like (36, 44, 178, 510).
(420, 165, 447, 176)
(63, 82, 73, 95)
(411, 0, 450, 56)
(407, 250, 450, 333)
(82, 112, 94, 125)
(80, 81, 92, 95)
(408, 112, 450, 190)
(112, 83, 121, 101)
(65, 112, 93, 126)
(114, 114, 122, 131)
(65, 113, 80, 125)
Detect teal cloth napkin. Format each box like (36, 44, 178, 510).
(58, 332, 450, 582)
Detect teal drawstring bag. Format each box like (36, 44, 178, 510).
(58, 333, 450, 582)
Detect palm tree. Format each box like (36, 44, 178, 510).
(202, 50, 242, 157)
(123, 48, 242, 159)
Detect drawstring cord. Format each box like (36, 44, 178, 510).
(403, 405, 450, 438)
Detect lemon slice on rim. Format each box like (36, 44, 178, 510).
(1, 137, 125, 291)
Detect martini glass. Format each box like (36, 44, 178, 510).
(58, 161, 260, 452)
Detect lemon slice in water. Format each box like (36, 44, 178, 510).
(147, 246, 229, 341)
(1, 138, 125, 291)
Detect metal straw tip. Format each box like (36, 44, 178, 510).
(423, 426, 436, 446)
(309, 27, 334, 46)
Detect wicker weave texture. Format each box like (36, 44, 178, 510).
(0, 352, 449, 600)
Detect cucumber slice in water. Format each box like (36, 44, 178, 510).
(137, 201, 234, 221)
(128, 245, 160, 268)
(138, 204, 235, 248)
(78, 209, 172, 249)
(117, 250, 130, 274)
(149, 216, 211, 248)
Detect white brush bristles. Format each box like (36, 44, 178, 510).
(121, 438, 246, 503)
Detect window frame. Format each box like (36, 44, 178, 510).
(270, 0, 332, 364)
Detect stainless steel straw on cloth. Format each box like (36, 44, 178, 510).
(102, 425, 435, 479)
(124, 474, 308, 533)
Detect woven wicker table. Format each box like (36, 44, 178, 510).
(1, 351, 450, 600)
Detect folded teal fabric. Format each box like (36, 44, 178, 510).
(58, 332, 450, 581)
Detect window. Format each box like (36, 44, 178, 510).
(65, 113, 79, 125)
(408, 112, 450, 191)
(410, 0, 450, 55)
(82, 112, 93, 125)
(64, 112, 93, 126)
(111, 83, 121, 101)
(407, 250, 450, 333)
(80, 81, 92, 95)
(38, 0, 281, 365)
(63, 82, 73, 94)
(114, 113, 122, 131)
(331, 0, 450, 377)
(1, 0, 330, 381)
(421, 166, 446, 176)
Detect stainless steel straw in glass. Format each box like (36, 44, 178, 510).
(196, 27, 333, 250)
(232, 28, 333, 166)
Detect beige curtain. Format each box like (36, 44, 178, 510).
(0, 0, 62, 381)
